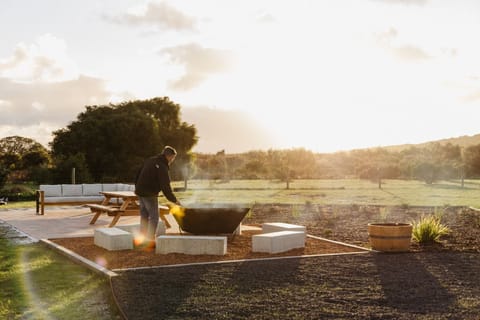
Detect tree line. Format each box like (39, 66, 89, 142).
(194, 143, 480, 186)
(1, 97, 480, 189)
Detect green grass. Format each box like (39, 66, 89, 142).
(172, 179, 480, 207)
(0, 238, 122, 319)
(0, 201, 36, 209)
(0, 238, 27, 318)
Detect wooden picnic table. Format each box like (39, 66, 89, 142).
(86, 190, 170, 228)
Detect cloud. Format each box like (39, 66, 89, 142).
(256, 13, 276, 24)
(0, 34, 112, 146)
(371, 0, 428, 5)
(0, 75, 110, 127)
(107, 1, 197, 32)
(160, 43, 234, 90)
(392, 45, 430, 61)
(375, 27, 430, 62)
(181, 107, 276, 153)
(462, 90, 480, 103)
(0, 34, 111, 126)
(0, 34, 79, 82)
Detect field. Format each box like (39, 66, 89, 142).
(3, 179, 480, 209)
(171, 178, 480, 207)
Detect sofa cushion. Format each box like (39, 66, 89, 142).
(40, 185, 62, 197)
(102, 183, 119, 192)
(62, 184, 83, 197)
(82, 184, 102, 196)
(44, 196, 104, 203)
(117, 183, 134, 191)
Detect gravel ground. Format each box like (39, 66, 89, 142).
(109, 204, 480, 319)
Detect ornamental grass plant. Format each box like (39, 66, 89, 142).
(412, 214, 450, 243)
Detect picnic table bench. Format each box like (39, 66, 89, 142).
(86, 191, 171, 228)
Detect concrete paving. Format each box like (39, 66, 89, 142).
(0, 206, 181, 241)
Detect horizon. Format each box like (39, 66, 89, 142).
(1, 1, 479, 154)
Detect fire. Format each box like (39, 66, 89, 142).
(133, 234, 145, 247)
(170, 205, 185, 219)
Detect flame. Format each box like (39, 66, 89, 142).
(133, 234, 145, 247)
(169, 204, 185, 228)
(170, 205, 185, 219)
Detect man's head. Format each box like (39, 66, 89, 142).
(162, 146, 177, 164)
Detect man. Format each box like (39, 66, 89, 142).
(135, 146, 181, 247)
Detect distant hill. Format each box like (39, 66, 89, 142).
(381, 133, 480, 152)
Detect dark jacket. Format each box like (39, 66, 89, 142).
(134, 154, 178, 203)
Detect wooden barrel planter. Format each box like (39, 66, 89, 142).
(368, 223, 413, 252)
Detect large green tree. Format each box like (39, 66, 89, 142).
(50, 97, 198, 182)
(0, 136, 50, 184)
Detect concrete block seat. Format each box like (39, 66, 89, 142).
(116, 220, 167, 236)
(36, 183, 135, 215)
(262, 222, 306, 235)
(252, 230, 306, 254)
(156, 235, 227, 255)
(94, 227, 133, 251)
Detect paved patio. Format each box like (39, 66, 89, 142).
(0, 206, 181, 241)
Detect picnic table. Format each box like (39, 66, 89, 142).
(86, 191, 170, 228)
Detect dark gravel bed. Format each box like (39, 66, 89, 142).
(111, 252, 480, 319)
(110, 204, 480, 319)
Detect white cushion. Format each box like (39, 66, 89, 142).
(40, 185, 62, 197)
(76, 196, 104, 202)
(118, 183, 134, 191)
(82, 184, 102, 196)
(61, 184, 83, 197)
(44, 196, 103, 203)
(102, 183, 118, 191)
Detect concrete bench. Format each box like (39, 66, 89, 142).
(252, 230, 305, 254)
(94, 227, 133, 251)
(262, 222, 306, 235)
(156, 235, 227, 255)
(116, 221, 167, 236)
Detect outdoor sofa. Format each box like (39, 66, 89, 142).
(36, 183, 135, 215)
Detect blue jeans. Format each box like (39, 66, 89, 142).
(138, 196, 158, 241)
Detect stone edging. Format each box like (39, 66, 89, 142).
(40, 234, 372, 275)
(40, 239, 118, 278)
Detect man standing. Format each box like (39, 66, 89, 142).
(135, 146, 181, 247)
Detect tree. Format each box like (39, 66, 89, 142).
(50, 97, 198, 182)
(0, 136, 50, 183)
(413, 162, 438, 184)
(464, 144, 480, 178)
(0, 164, 8, 190)
(52, 153, 93, 184)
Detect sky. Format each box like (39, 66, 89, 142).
(1, 0, 479, 154)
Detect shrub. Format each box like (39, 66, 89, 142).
(412, 214, 450, 243)
(0, 184, 36, 201)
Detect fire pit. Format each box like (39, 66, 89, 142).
(170, 204, 250, 235)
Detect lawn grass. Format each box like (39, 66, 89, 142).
(172, 179, 480, 207)
(0, 238, 27, 319)
(0, 238, 122, 319)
